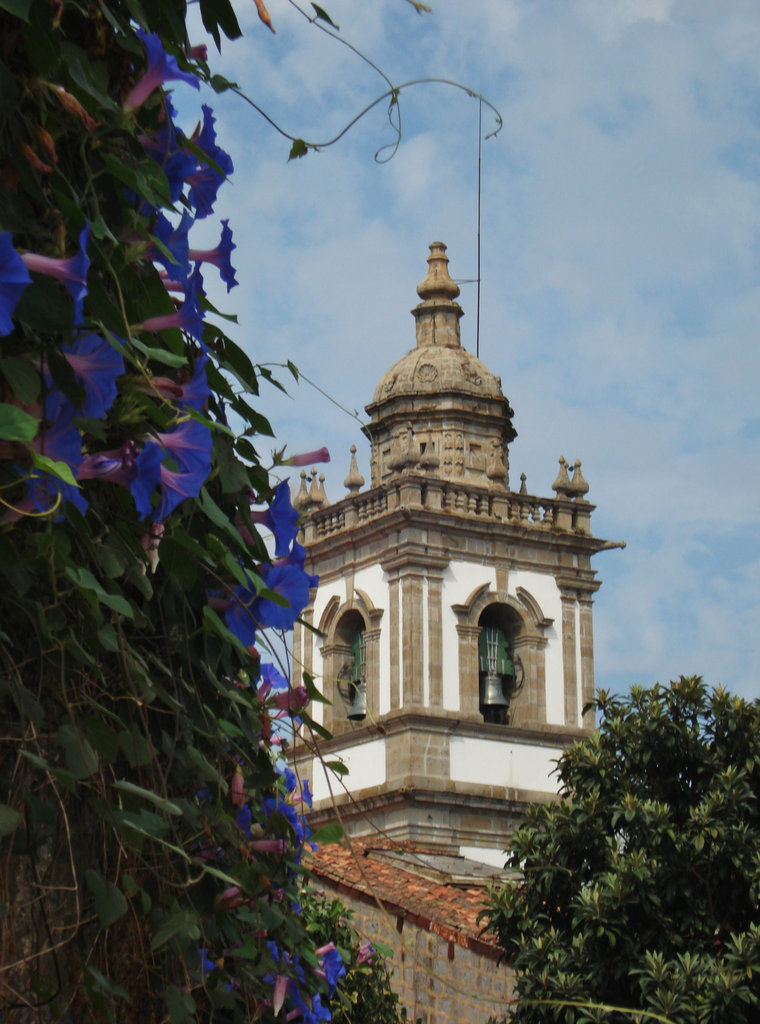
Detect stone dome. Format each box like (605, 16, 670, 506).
(370, 241, 505, 406)
(372, 344, 504, 404)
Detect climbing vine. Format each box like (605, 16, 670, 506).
(0, 1, 344, 1020)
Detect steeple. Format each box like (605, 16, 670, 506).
(291, 241, 622, 861)
(366, 242, 516, 488)
(412, 241, 463, 350)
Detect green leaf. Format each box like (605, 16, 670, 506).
(0, 0, 32, 21)
(64, 52, 118, 111)
(0, 357, 41, 404)
(84, 715, 119, 763)
(309, 822, 344, 845)
(118, 727, 152, 767)
(128, 336, 188, 368)
(113, 780, 183, 816)
(289, 138, 309, 160)
(113, 807, 170, 839)
(14, 276, 73, 332)
(0, 803, 21, 837)
(0, 402, 38, 442)
(150, 908, 200, 953)
(58, 723, 99, 779)
(85, 869, 128, 927)
(324, 760, 349, 777)
(30, 452, 78, 486)
(65, 565, 135, 618)
(166, 986, 196, 1023)
(311, 4, 339, 28)
(302, 670, 330, 705)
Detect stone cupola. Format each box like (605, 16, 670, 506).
(365, 242, 516, 489)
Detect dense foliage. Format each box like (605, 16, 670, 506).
(482, 677, 760, 1023)
(303, 891, 419, 1024)
(0, 1, 385, 1021)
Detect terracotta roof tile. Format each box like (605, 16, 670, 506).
(307, 839, 502, 959)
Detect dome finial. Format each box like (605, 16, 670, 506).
(417, 241, 461, 301)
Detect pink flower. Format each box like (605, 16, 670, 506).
(271, 686, 309, 713)
(230, 767, 245, 808)
(141, 521, 164, 573)
(281, 447, 330, 467)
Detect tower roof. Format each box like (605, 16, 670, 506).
(371, 241, 504, 405)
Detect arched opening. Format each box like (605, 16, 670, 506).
(333, 610, 367, 726)
(477, 604, 524, 725)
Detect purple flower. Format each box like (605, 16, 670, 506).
(189, 220, 237, 291)
(128, 442, 165, 519)
(225, 585, 258, 648)
(61, 333, 125, 418)
(179, 353, 211, 412)
(187, 105, 234, 219)
(78, 440, 138, 484)
(0, 233, 32, 335)
(250, 480, 300, 558)
(139, 100, 196, 202)
(253, 561, 315, 631)
(154, 458, 209, 521)
(235, 803, 253, 837)
(140, 274, 205, 342)
(124, 30, 200, 111)
(151, 210, 192, 283)
(281, 540, 319, 589)
(21, 224, 90, 325)
(321, 946, 346, 997)
(154, 418, 212, 475)
(28, 389, 87, 517)
(145, 353, 210, 412)
(260, 661, 288, 691)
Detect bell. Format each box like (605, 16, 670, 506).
(347, 680, 367, 722)
(479, 672, 510, 714)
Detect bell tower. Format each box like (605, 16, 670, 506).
(292, 243, 621, 862)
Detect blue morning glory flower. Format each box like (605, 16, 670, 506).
(0, 233, 32, 335)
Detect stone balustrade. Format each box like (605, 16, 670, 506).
(303, 475, 592, 543)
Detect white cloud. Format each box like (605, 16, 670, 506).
(175, 0, 760, 699)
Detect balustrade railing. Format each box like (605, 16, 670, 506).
(305, 476, 588, 541)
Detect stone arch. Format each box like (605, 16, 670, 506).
(452, 585, 548, 727)
(317, 592, 383, 736)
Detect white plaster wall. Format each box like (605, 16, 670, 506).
(441, 562, 498, 710)
(449, 735, 563, 794)
(311, 737, 387, 802)
(458, 845, 509, 869)
(507, 569, 564, 725)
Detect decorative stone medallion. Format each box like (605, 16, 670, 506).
(416, 363, 439, 383)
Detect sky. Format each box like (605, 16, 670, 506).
(179, 0, 760, 700)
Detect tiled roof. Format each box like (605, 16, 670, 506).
(307, 839, 504, 959)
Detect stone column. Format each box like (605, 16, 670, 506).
(401, 571, 425, 707)
(427, 574, 443, 708)
(560, 590, 578, 729)
(456, 624, 480, 716)
(579, 596, 596, 728)
(389, 576, 401, 709)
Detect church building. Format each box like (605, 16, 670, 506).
(291, 242, 620, 865)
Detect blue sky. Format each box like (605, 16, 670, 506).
(180, 0, 760, 699)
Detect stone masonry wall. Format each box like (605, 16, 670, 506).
(321, 883, 513, 1024)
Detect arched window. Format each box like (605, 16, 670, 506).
(477, 606, 524, 725)
(332, 610, 368, 728)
